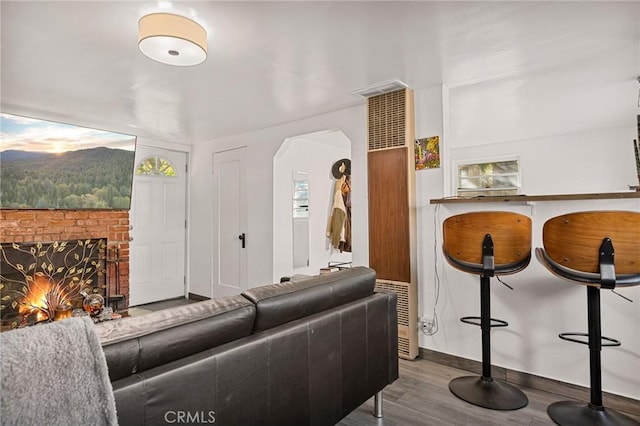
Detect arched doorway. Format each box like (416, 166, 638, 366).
(272, 129, 352, 282)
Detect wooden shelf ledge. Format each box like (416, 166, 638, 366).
(430, 191, 640, 205)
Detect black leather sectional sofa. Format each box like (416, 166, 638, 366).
(97, 267, 398, 426)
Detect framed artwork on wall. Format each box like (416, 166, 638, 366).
(415, 136, 440, 170)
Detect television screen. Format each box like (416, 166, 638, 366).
(0, 113, 136, 210)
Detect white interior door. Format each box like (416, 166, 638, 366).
(213, 147, 247, 297)
(130, 146, 187, 306)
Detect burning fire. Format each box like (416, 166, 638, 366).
(1, 238, 107, 328)
(18, 276, 75, 322)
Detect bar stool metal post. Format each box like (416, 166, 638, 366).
(442, 211, 531, 410)
(536, 210, 640, 426)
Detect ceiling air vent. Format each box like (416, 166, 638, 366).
(351, 78, 409, 99)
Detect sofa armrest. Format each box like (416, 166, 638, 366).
(377, 289, 399, 384)
(99, 295, 256, 381)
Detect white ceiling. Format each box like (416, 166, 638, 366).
(1, 1, 638, 144)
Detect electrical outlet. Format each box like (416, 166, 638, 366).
(419, 316, 433, 331)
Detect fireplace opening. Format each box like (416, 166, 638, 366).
(0, 238, 107, 330)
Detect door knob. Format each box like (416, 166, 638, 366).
(238, 233, 246, 248)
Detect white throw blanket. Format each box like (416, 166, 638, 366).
(0, 317, 118, 425)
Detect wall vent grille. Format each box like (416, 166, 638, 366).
(375, 279, 416, 359)
(368, 90, 406, 151)
(375, 279, 409, 327)
(352, 78, 409, 98)
(398, 337, 410, 358)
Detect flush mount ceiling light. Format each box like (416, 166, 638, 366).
(138, 13, 207, 66)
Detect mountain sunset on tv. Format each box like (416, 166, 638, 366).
(0, 113, 136, 210)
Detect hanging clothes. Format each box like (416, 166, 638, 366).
(339, 175, 352, 252)
(327, 175, 346, 249)
(326, 163, 352, 253)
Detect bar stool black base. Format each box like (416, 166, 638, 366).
(449, 376, 528, 411)
(548, 401, 639, 426)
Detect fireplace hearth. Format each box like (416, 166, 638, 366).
(0, 238, 107, 329)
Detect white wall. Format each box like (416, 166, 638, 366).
(189, 105, 368, 297)
(415, 53, 640, 398)
(442, 46, 638, 195)
(273, 131, 352, 281)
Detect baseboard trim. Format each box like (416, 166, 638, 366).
(418, 347, 640, 417)
(187, 292, 210, 301)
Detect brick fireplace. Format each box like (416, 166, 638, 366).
(0, 209, 130, 313)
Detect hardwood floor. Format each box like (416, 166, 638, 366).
(126, 297, 199, 317)
(339, 358, 640, 426)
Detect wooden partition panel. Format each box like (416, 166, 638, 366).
(368, 148, 411, 283)
(367, 88, 418, 359)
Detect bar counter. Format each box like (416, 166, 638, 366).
(430, 191, 640, 205)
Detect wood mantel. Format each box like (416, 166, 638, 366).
(430, 191, 640, 205)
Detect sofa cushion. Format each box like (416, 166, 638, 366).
(98, 295, 255, 381)
(241, 266, 376, 332)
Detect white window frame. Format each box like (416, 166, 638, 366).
(135, 155, 178, 177)
(292, 172, 309, 219)
(453, 155, 521, 197)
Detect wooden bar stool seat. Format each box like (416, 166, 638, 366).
(443, 211, 531, 410)
(536, 211, 640, 426)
